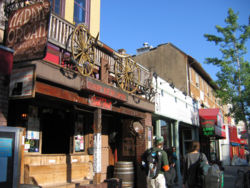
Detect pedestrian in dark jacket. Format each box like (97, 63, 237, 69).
(164, 147, 177, 187)
(183, 141, 208, 188)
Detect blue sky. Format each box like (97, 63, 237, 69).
(100, 0, 250, 80)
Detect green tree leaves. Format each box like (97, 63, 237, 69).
(204, 8, 250, 126)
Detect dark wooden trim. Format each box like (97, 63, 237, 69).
(112, 106, 145, 119)
(35, 81, 88, 105)
(35, 81, 145, 119)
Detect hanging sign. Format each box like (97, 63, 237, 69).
(201, 119, 215, 136)
(5, 0, 51, 62)
(88, 95, 112, 110)
(81, 77, 128, 102)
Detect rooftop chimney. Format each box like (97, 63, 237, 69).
(136, 42, 153, 55)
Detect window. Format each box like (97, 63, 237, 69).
(195, 73, 199, 87)
(201, 79, 204, 91)
(189, 67, 193, 83)
(74, 0, 88, 25)
(50, 0, 63, 16)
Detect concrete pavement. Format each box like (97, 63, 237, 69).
(170, 165, 249, 188)
(223, 165, 250, 188)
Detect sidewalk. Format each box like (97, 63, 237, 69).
(223, 165, 249, 188)
(169, 165, 249, 188)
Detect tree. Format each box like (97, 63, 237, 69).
(204, 8, 250, 127)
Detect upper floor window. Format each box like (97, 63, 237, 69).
(195, 73, 199, 87)
(50, 0, 64, 16)
(189, 67, 193, 83)
(74, 0, 88, 25)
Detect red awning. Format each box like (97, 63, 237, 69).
(199, 108, 226, 139)
(199, 108, 220, 119)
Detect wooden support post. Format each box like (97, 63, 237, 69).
(93, 108, 102, 184)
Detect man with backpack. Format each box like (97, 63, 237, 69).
(141, 136, 170, 188)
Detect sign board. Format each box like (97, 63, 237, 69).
(0, 127, 24, 188)
(88, 95, 112, 110)
(5, 1, 51, 62)
(201, 119, 215, 136)
(81, 76, 128, 102)
(9, 65, 36, 98)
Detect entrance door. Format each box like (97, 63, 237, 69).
(41, 110, 71, 154)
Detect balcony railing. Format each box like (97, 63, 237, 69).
(48, 13, 154, 100)
(48, 13, 75, 52)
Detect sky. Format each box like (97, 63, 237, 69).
(100, 0, 250, 80)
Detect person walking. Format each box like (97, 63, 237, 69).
(182, 141, 208, 188)
(164, 147, 177, 187)
(141, 136, 170, 188)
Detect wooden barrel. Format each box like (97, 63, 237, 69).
(114, 161, 134, 188)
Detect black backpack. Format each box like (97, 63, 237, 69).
(187, 153, 210, 187)
(141, 148, 162, 179)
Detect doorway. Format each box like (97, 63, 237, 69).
(41, 109, 71, 154)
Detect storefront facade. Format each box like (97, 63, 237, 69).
(4, 2, 155, 187)
(154, 76, 200, 184)
(229, 126, 248, 160)
(199, 108, 226, 162)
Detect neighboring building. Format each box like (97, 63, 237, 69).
(229, 120, 248, 163)
(153, 76, 199, 184)
(133, 42, 228, 167)
(1, 1, 154, 187)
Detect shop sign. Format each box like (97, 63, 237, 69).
(81, 77, 128, 102)
(201, 119, 215, 136)
(9, 65, 36, 98)
(88, 95, 112, 110)
(5, 1, 51, 62)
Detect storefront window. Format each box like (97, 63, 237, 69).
(210, 141, 217, 161)
(182, 129, 194, 154)
(161, 120, 171, 150)
(25, 106, 40, 153)
(74, 114, 85, 152)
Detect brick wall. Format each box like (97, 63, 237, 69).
(0, 74, 9, 126)
(136, 112, 152, 188)
(136, 112, 152, 162)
